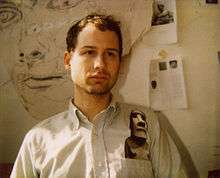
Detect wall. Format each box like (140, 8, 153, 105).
(115, 1, 220, 177)
(0, 1, 219, 178)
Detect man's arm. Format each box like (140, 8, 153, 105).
(149, 111, 189, 178)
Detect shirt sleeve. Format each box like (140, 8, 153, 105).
(10, 131, 38, 178)
(149, 111, 189, 178)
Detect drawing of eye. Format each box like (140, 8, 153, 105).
(28, 50, 44, 60)
(46, 0, 84, 10)
(0, 1, 22, 30)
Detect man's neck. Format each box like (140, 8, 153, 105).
(73, 86, 111, 122)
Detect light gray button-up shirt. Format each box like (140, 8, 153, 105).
(11, 100, 188, 178)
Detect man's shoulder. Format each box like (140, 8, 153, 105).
(25, 110, 70, 140)
(117, 102, 156, 115)
(117, 102, 159, 125)
(34, 110, 69, 129)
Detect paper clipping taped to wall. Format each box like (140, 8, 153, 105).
(143, 0, 177, 45)
(149, 57, 187, 110)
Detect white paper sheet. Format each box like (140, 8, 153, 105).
(149, 57, 187, 110)
(143, 0, 177, 45)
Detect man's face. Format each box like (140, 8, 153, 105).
(132, 113, 147, 138)
(69, 24, 120, 95)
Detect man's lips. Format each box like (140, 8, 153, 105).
(88, 73, 110, 81)
(90, 76, 108, 80)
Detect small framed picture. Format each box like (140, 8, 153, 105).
(159, 61, 167, 71)
(206, 0, 218, 4)
(169, 60, 178, 69)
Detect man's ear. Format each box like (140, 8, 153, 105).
(64, 51, 71, 70)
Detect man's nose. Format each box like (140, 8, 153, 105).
(94, 54, 106, 70)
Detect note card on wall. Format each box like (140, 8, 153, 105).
(149, 56, 187, 110)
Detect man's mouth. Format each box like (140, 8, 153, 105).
(89, 73, 110, 81)
(91, 76, 108, 80)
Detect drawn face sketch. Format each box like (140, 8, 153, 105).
(12, 32, 72, 120)
(131, 111, 147, 139)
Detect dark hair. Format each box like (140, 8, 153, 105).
(66, 13, 123, 59)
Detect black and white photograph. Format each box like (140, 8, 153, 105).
(152, 0, 174, 26)
(169, 60, 178, 69)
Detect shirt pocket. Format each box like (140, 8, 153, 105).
(117, 158, 154, 178)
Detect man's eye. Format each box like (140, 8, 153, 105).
(84, 50, 95, 55)
(106, 51, 116, 57)
(107, 52, 113, 56)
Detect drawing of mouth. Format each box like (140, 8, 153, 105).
(24, 73, 65, 89)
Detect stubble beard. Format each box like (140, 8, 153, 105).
(74, 74, 119, 96)
(86, 76, 118, 96)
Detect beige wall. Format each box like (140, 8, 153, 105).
(115, 1, 220, 177)
(0, 1, 219, 178)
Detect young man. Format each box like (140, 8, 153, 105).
(11, 14, 188, 178)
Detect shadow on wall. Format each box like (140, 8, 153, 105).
(157, 112, 200, 178)
(0, 163, 14, 178)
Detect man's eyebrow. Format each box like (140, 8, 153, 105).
(81, 46, 96, 49)
(106, 48, 119, 53)
(81, 46, 119, 53)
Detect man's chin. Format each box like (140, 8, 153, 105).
(86, 88, 111, 96)
(84, 83, 114, 96)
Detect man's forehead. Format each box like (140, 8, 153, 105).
(76, 24, 119, 49)
(78, 23, 117, 38)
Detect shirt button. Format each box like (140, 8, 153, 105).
(92, 128, 98, 136)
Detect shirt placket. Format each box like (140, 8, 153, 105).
(90, 114, 110, 178)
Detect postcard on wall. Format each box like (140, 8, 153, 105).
(144, 0, 177, 45)
(149, 57, 187, 110)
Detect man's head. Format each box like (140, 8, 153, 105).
(129, 110, 148, 138)
(64, 14, 122, 96)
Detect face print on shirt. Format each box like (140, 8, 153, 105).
(125, 110, 150, 160)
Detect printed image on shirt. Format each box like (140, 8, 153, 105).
(125, 110, 150, 160)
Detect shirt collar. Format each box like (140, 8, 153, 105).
(67, 99, 80, 131)
(67, 96, 118, 130)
